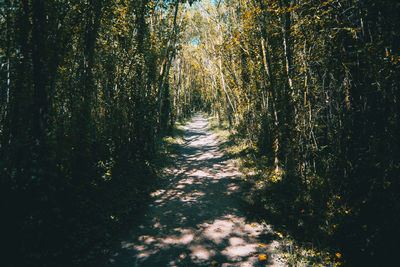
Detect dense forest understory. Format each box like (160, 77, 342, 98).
(1, 0, 399, 266)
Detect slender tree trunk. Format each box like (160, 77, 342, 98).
(1, 0, 12, 148)
(32, 0, 49, 149)
(279, 0, 293, 91)
(258, 0, 280, 172)
(158, 2, 180, 129)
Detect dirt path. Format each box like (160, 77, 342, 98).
(105, 114, 284, 266)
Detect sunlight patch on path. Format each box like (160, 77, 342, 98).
(120, 214, 267, 266)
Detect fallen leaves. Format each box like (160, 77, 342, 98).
(259, 254, 267, 261)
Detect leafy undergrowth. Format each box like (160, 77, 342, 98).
(17, 119, 192, 267)
(205, 115, 342, 266)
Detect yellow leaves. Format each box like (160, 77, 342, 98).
(336, 207, 351, 215)
(335, 252, 342, 259)
(58, 66, 68, 72)
(321, 1, 330, 7)
(259, 254, 267, 261)
(109, 2, 130, 38)
(342, 27, 357, 39)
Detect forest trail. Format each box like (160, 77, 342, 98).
(105, 114, 284, 266)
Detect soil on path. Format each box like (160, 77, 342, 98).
(105, 114, 284, 266)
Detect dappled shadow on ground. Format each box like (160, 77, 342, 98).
(104, 114, 283, 266)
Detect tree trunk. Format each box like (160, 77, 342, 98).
(258, 0, 280, 172)
(32, 0, 49, 150)
(158, 2, 180, 130)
